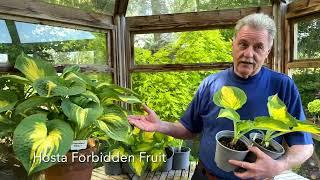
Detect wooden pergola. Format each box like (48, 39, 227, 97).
(0, 0, 320, 86)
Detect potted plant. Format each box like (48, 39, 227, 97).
(0, 53, 142, 179)
(249, 94, 320, 159)
(213, 86, 254, 172)
(172, 139, 190, 170)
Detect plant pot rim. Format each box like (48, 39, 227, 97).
(216, 130, 251, 153)
(250, 133, 285, 155)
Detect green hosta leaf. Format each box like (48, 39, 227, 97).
(99, 90, 142, 104)
(15, 96, 54, 115)
(0, 74, 31, 85)
(33, 76, 85, 97)
(63, 71, 95, 87)
(97, 83, 140, 97)
(267, 95, 296, 127)
(217, 108, 240, 122)
(61, 99, 103, 130)
(129, 154, 148, 176)
(133, 142, 153, 152)
(95, 105, 131, 143)
(0, 90, 18, 113)
(141, 131, 154, 143)
(14, 53, 56, 82)
(62, 65, 81, 76)
(213, 86, 247, 110)
(291, 121, 320, 134)
(253, 116, 291, 132)
(150, 149, 165, 171)
(237, 120, 254, 134)
(110, 146, 126, 158)
(13, 114, 73, 175)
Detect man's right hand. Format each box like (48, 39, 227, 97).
(128, 104, 161, 132)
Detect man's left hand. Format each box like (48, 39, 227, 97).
(228, 146, 285, 179)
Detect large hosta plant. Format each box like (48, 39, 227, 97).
(0, 53, 141, 175)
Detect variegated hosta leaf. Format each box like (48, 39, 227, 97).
(95, 105, 131, 143)
(236, 120, 254, 134)
(99, 90, 142, 105)
(13, 114, 73, 175)
(129, 154, 148, 176)
(133, 142, 153, 152)
(267, 95, 296, 127)
(15, 96, 54, 115)
(62, 65, 81, 76)
(14, 53, 56, 82)
(0, 90, 18, 113)
(61, 99, 103, 130)
(63, 71, 95, 87)
(33, 76, 85, 97)
(291, 121, 320, 134)
(0, 74, 31, 85)
(150, 149, 165, 171)
(141, 131, 155, 143)
(132, 127, 141, 135)
(213, 86, 247, 110)
(253, 116, 291, 132)
(154, 132, 165, 142)
(97, 83, 140, 97)
(110, 146, 126, 157)
(217, 108, 240, 122)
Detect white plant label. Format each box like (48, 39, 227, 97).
(71, 140, 87, 151)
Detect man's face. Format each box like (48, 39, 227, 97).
(232, 25, 271, 79)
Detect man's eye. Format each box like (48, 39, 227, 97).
(239, 43, 247, 49)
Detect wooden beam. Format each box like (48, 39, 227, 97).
(130, 63, 233, 72)
(5, 20, 20, 44)
(126, 6, 273, 32)
(287, 0, 320, 19)
(0, 0, 114, 31)
(55, 64, 114, 73)
(287, 59, 320, 69)
(114, 0, 129, 15)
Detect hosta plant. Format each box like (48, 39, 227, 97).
(0, 53, 142, 175)
(253, 94, 320, 148)
(105, 127, 174, 176)
(213, 86, 254, 145)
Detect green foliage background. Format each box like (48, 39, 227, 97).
(132, 30, 232, 122)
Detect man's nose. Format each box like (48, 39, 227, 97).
(243, 46, 254, 58)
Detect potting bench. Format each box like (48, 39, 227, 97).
(91, 161, 308, 180)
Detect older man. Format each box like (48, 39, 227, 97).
(128, 13, 313, 180)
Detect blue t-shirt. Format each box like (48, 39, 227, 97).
(180, 66, 313, 179)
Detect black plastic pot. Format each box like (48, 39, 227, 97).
(172, 146, 190, 170)
(121, 162, 134, 174)
(161, 146, 174, 171)
(249, 132, 285, 160)
(104, 161, 122, 175)
(215, 130, 251, 172)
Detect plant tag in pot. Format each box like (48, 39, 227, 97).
(71, 140, 88, 151)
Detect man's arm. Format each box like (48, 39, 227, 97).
(229, 144, 313, 179)
(128, 104, 196, 139)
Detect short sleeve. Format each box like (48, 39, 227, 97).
(179, 80, 208, 133)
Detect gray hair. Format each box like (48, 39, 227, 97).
(235, 13, 276, 48)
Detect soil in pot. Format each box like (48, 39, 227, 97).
(219, 137, 248, 151)
(254, 139, 277, 152)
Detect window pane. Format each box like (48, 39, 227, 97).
(131, 70, 220, 121)
(0, 20, 11, 43)
(40, 0, 115, 14)
(134, 29, 233, 65)
(296, 18, 320, 60)
(127, 0, 271, 16)
(0, 19, 108, 66)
